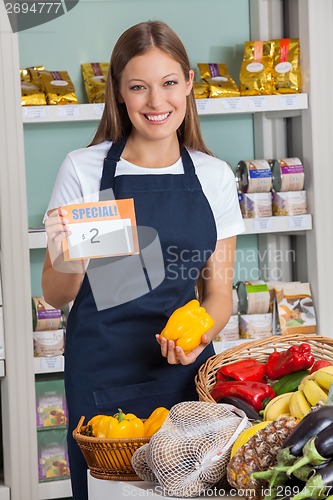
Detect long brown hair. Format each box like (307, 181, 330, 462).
(89, 20, 212, 155)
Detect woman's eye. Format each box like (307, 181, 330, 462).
(130, 85, 145, 91)
(164, 80, 177, 86)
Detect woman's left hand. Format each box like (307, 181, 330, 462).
(155, 333, 211, 365)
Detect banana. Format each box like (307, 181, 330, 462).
(263, 392, 294, 421)
(301, 379, 328, 406)
(289, 390, 311, 420)
(311, 370, 333, 391)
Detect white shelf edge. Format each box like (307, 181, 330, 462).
(0, 360, 5, 377)
(0, 483, 10, 500)
(38, 478, 72, 500)
(28, 214, 312, 250)
(34, 355, 64, 374)
(243, 213, 312, 235)
(22, 93, 308, 123)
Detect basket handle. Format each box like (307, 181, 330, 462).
(74, 415, 86, 437)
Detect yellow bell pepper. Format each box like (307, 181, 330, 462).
(87, 409, 145, 439)
(160, 299, 214, 353)
(143, 407, 169, 437)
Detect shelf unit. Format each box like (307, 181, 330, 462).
(0, 485, 9, 500)
(1, 2, 333, 500)
(21, 93, 308, 123)
(28, 213, 313, 250)
(39, 479, 72, 500)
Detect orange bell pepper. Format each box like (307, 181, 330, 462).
(143, 407, 169, 437)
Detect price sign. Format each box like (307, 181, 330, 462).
(61, 199, 138, 260)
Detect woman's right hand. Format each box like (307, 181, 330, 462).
(45, 208, 87, 274)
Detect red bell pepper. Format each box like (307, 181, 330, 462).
(216, 359, 266, 383)
(310, 359, 332, 374)
(266, 343, 314, 380)
(210, 380, 275, 411)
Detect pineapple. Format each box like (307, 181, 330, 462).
(226, 416, 298, 500)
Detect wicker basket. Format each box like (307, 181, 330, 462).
(73, 416, 150, 481)
(195, 333, 333, 403)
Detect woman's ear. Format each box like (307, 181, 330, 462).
(185, 69, 195, 96)
(117, 92, 124, 104)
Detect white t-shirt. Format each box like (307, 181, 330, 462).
(46, 141, 245, 240)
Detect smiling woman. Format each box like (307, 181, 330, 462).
(41, 20, 245, 500)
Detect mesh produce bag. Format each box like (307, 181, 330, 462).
(132, 401, 249, 497)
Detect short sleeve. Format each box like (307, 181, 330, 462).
(215, 164, 245, 240)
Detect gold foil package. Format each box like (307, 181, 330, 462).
(272, 38, 302, 94)
(193, 80, 210, 99)
(40, 70, 78, 105)
(198, 63, 240, 98)
(240, 40, 275, 95)
(81, 62, 109, 103)
(20, 67, 46, 106)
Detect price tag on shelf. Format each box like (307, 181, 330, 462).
(57, 105, 81, 118)
(222, 98, 242, 111)
(195, 99, 212, 113)
(288, 215, 307, 229)
(280, 94, 300, 108)
(254, 218, 273, 232)
(23, 106, 48, 120)
(61, 199, 139, 260)
(248, 96, 267, 111)
(40, 356, 63, 372)
(94, 103, 105, 117)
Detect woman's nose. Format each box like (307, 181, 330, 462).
(147, 87, 163, 109)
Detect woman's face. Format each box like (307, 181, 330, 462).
(118, 47, 194, 143)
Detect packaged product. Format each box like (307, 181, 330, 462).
(272, 38, 302, 94)
(237, 281, 270, 315)
(37, 428, 70, 481)
(193, 80, 210, 99)
(238, 192, 272, 218)
(32, 296, 62, 331)
(20, 66, 46, 106)
(40, 70, 78, 105)
(239, 313, 273, 339)
(198, 63, 240, 97)
(214, 315, 239, 342)
(274, 282, 316, 335)
(81, 62, 109, 103)
(236, 159, 273, 193)
(239, 40, 275, 95)
(272, 190, 307, 216)
(35, 377, 68, 428)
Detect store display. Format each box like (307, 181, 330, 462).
(239, 40, 274, 96)
(238, 192, 272, 218)
(236, 160, 273, 193)
(35, 377, 68, 428)
(270, 157, 305, 192)
(272, 38, 302, 94)
(272, 190, 307, 216)
(37, 427, 70, 481)
(81, 62, 109, 103)
(197, 63, 240, 97)
(192, 80, 210, 99)
(20, 67, 47, 106)
(40, 70, 78, 105)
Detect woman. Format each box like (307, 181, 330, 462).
(42, 20, 245, 500)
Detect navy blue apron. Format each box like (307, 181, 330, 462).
(65, 138, 217, 499)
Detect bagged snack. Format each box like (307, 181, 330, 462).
(274, 282, 316, 335)
(239, 40, 274, 95)
(40, 70, 78, 105)
(81, 62, 109, 103)
(198, 63, 240, 98)
(20, 66, 46, 106)
(193, 80, 210, 99)
(272, 38, 302, 94)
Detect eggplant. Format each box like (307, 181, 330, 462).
(286, 421, 333, 476)
(216, 396, 262, 421)
(281, 405, 333, 459)
(290, 460, 333, 500)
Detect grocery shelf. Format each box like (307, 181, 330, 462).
(22, 93, 308, 123)
(28, 214, 312, 250)
(34, 355, 64, 374)
(39, 478, 72, 500)
(243, 213, 312, 234)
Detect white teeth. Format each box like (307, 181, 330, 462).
(146, 113, 169, 121)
